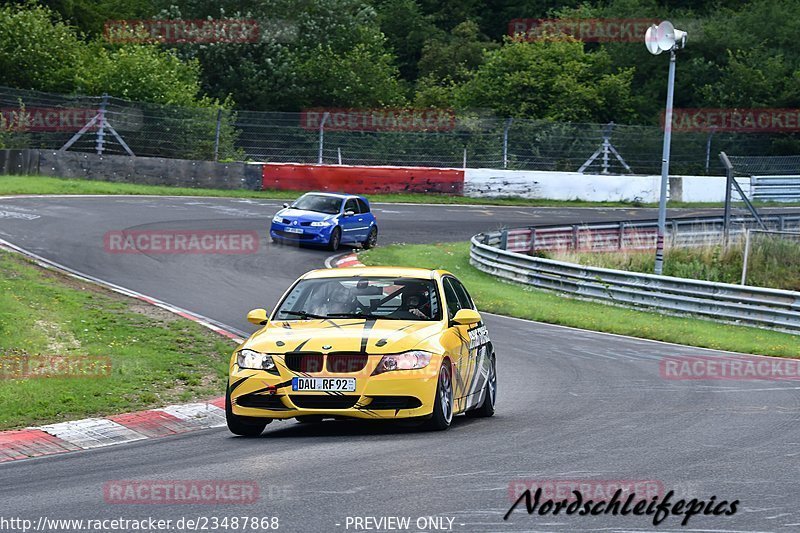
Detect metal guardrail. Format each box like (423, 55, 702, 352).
(471, 214, 800, 333)
(751, 175, 800, 202)
(497, 213, 800, 254)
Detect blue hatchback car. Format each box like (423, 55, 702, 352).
(270, 192, 378, 251)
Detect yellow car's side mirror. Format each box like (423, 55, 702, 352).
(452, 308, 481, 326)
(247, 308, 269, 325)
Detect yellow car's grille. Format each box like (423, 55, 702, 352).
(327, 354, 368, 373)
(283, 353, 369, 374)
(289, 395, 360, 409)
(284, 353, 324, 373)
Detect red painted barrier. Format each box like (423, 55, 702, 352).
(261, 163, 464, 195)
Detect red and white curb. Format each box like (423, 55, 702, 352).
(0, 237, 243, 463)
(324, 252, 365, 269)
(0, 399, 226, 463)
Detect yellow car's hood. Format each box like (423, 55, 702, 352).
(244, 318, 444, 354)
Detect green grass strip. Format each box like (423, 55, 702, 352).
(0, 250, 235, 430)
(361, 242, 800, 358)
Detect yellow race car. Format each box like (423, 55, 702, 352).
(225, 267, 496, 435)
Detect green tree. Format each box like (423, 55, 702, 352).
(373, 0, 439, 81)
(0, 3, 87, 92)
(699, 47, 800, 108)
(29, 0, 158, 37)
(455, 37, 635, 122)
(413, 20, 496, 107)
(298, 34, 406, 107)
(417, 20, 495, 82)
(79, 44, 205, 106)
(162, 0, 405, 110)
(417, 0, 482, 30)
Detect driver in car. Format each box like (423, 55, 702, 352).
(310, 284, 356, 316)
(390, 286, 431, 319)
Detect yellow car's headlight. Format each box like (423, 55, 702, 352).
(237, 349, 276, 371)
(372, 351, 432, 376)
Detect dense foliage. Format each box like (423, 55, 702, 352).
(1, 0, 799, 126)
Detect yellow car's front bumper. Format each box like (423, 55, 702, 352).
(228, 358, 442, 420)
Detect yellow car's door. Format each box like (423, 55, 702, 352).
(444, 276, 492, 411)
(440, 277, 476, 410)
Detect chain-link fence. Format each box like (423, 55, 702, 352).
(2, 85, 798, 175)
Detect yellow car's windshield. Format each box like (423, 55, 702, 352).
(274, 277, 441, 321)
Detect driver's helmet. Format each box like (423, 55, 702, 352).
(328, 283, 354, 309)
(404, 285, 429, 309)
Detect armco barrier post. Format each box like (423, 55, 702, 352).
(500, 229, 508, 250)
(213, 108, 222, 162)
(721, 151, 733, 247)
(503, 118, 512, 169)
(317, 112, 329, 164)
(96, 94, 108, 156)
(618, 222, 625, 250)
(671, 220, 678, 247)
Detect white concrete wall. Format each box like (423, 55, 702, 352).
(463, 168, 748, 203)
(678, 175, 750, 203)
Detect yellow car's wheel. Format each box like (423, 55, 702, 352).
(225, 389, 270, 437)
(425, 360, 454, 431)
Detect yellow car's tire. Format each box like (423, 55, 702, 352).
(225, 390, 270, 437)
(424, 360, 454, 431)
(466, 355, 496, 418)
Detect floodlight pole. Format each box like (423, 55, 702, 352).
(654, 49, 676, 275)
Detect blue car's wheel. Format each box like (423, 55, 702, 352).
(327, 227, 342, 251)
(362, 227, 378, 249)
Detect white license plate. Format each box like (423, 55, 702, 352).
(283, 227, 303, 234)
(292, 377, 356, 392)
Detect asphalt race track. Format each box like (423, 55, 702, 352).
(1, 195, 799, 532)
